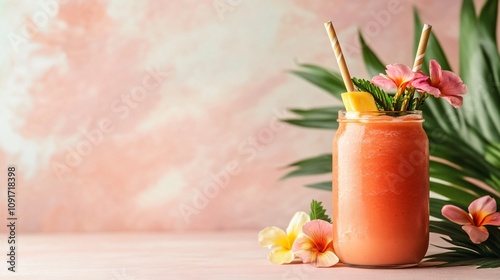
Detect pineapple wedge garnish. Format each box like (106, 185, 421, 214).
(341, 92, 378, 111)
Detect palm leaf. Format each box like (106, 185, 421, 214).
(485, 142, 500, 168)
(305, 181, 331, 191)
(358, 31, 386, 77)
(478, 0, 500, 119)
(426, 221, 500, 268)
(281, 154, 332, 180)
(459, 0, 500, 143)
(289, 107, 341, 118)
(282, 106, 342, 130)
(282, 118, 338, 130)
(290, 63, 345, 99)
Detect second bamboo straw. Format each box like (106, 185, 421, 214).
(413, 24, 432, 72)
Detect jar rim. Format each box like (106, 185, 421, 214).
(337, 110, 423, 122)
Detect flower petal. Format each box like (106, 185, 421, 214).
(441, 95, 463, 108)
(412, 77, 441, 97)
(482, 212, 500, 226)
(371, 75, 397, 90)
(413, 71, 428, 81)
(442, 205, 472, 225)
(258, 226, 289, 249)
(469, 196, 498, 225)
(301, 220, 333, 252)
(469, 195, 497, 215)
(429, 60, 443, 86)
(268, 248, 294, 265)
(314, 249, 339, 268)
(293, 236, 338, 267)
(292, 236, 315, 263)
(462, 225, 489, 244)
(286, 211, 310, 243)
(385, 64, 414, 88)
(439, 70, 467, 97)
(414, 60, 467, 107)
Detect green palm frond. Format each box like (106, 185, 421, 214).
(425, 222, 500, 268)
(289, 63, 346, 98)
(305, 181, 331, 191)
(358, 31, 385, 77)
(282, 106, 343, 130)
(281, 154, 332, 180)
(283, 0, 500, 268)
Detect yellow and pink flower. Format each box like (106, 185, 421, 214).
(258, 211, 310, 264)
(292, 220, 339, 267)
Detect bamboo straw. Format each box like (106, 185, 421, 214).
(412, 24, 432, 72)
(324, 21, 355, 92)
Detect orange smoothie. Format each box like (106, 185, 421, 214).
(332, 111, 429, 266)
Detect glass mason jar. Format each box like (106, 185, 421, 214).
(332, 111, 429, 267)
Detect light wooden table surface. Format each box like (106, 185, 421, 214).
(1, 231, 499, 279)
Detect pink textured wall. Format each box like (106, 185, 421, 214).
(0, 0, 491, 232)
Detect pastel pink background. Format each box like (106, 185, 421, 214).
(0, 0, 493, 232)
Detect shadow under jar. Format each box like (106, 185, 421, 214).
(332, 111, 429, 267)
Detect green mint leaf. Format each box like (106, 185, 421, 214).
(309, 200, 331, 222)
(352, 78, 394, 111)
(413, 92, 429, 110)
(399, 87, 416, 111)
(394, 93, 404, 111)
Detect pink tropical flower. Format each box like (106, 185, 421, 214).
(292, 220, 339, 267)
(371, 63, 416, 90)
(442, 195, 500, 244)
(412, 60, 467, 108)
